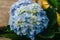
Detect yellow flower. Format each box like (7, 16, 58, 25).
(56, 12, 60, 27)
(38, 0, 50, 9)
(33, 0, 50, 9)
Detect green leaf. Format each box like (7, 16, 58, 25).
(57, 0, 60, 13)
(48, 0, 58, 8)
(58, 27, 60, 32)
(36, 26, 55, 39)
(0, 33, 30, 40)
(39, 33, 55, 39)
(44, 7, 57, 27)
(0, 33, 17, 39)
(38, 7, 57, 39)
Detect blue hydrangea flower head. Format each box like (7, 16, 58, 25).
(18, 0, 33, 3)
(9, 0, 49, 40)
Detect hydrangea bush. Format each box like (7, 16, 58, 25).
(9, 0, 49, 40)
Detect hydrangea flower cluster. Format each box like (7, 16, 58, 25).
(9, 0, 49, 40)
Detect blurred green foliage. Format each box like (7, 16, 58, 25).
(57, 0, 60, 13)
(48, 0, 58, 8)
